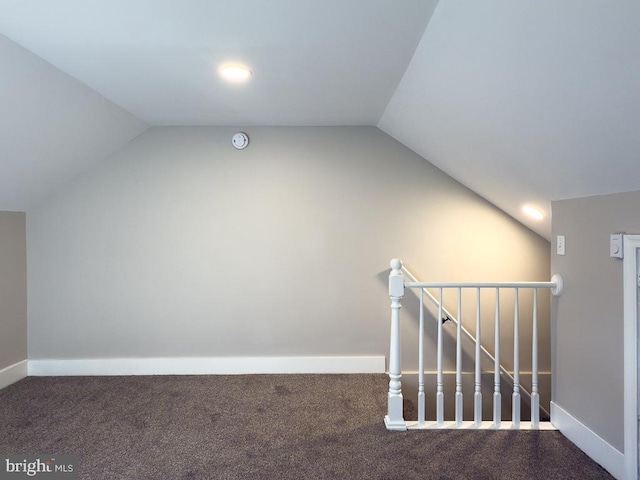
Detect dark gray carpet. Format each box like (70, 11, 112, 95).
(0, 375, 613, 479)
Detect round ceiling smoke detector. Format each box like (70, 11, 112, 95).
(232, 132, 249, 150)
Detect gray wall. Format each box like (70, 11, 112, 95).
(552, 190, 640, 452)
(27, 127, 549, 387)
(0, 211, 27, 369)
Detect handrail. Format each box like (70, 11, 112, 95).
(406, 280, 561, 292)
(400, 264, 555, 421)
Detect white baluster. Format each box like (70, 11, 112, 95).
(455, 287, 463, 426)
(531, 288, 540, 428)
(385, 259, 406, 430)
(493, 288, 501, 427)
(512, 288, 521, 428)
(418, 288, 425, 426)
(436, 288, 444, 426)
(474, 288, 482, 426)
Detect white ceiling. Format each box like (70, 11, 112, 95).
(0, 0, 437, 126)
(380, 1, 640, 238)
(1, 0, 639, 239)
(0, 34, 147, 211)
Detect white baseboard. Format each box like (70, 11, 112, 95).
(0, 360, 28, 389)
(27, 356, 386, 376)
(551, 401, 625, 479)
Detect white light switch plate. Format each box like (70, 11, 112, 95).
(556, 235, 565, 256)
(610, 233, 623, 258)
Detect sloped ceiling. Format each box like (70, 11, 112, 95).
(0, 0, 437, 126)
(379, 1, 640, 238)
(1, 1, 639, 239)
(0, 34, 148, 211)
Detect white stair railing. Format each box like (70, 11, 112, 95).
(385, 258, 563, 431)
(400, 264, 552, 422)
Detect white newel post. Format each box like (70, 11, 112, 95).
(385, 258, 407, 431)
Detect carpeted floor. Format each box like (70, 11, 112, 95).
(0, 375, 614, 479)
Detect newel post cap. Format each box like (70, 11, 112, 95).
(390, 258, 403, 273)
(389, 259, 404, 298)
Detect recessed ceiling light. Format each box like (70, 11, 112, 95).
(219, 65, 252, 82)
(522, 204, 546, 221)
